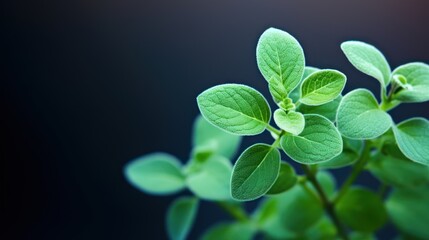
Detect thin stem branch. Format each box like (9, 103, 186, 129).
(266, 124, 282, 136)
(334, 141, 372, 204)
(216, 201, 249, 222)
(301, 165, 349, 240)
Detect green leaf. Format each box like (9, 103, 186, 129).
(231, 144, 280, 201)
(256, 28, 305, 95)
(281, 114, 343, 164)
(186, 155, 233, 200)
(368, 149, 429, 189)
(393, 118, 429, 166)
(299, 69, 346, 105)
(316, 171, 337, 198)
(201, 222, 255, 240)
(392, 62, 429, 103)
(387, 189, 429, 239)
(273, 109, 305, 135)
(319, 138, 363, 169)
(289, 66, 320, 102)
(197, 84, 271, 135)
(192, 115, 241, 159)
(337, 89, 392, 139)
(267, 162, 297, 195)
(124, 153, 185, 195)
(336, 187, 387, 232)
(297, 95, 342, 122)
(341, 41, 391, 87)
(304, 217, 337, 240)
(167, 197, 199, 240)
(268, 76, 288, 103)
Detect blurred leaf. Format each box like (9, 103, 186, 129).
(267, 162, 297, 195)
(200, 222, 255, 240)
(304, 217, 337, 240)
(124, 153, 185, 195)
(391, 62, 429, 103)
(167, 197, 199, 240)
(336, 187, 387, 232)
(316, 170, 337, 198)
(231, 144, 280, 201)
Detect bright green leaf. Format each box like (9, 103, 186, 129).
(297, 95, 342, 122)
(319, 138, 363, 169)
(336, 187, 387, 232)
(387, 189, 429, 239)
(281, 114, 343, 164)
(186, 155, 233, 200)
(192, 115, 241, 159)
(124, 153, 185, 195)
(267, 162, 297, 195)
(273, 109, 305, 135)
(256, 28, 305, 96)
(197, 84, 271, 135)
(341, 41, 391, 87)
(337, 89, 392, 139)
(393, 118, 429, 166)
(167, 197, 199, 240)
(231, 144, 280, 201)
(201, 222, 255, 240)
(392, 62, 429, 103)
(299, 69, 346, 105)
(289, 66, 320, 102)
(268, 76, 288, 103)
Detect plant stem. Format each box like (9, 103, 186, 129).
(334, 141, 372, 204)
(266, 124, 282, 136)
(301, 165, 349, 240)
(216, 201, 249, 222)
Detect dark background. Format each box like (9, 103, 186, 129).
(3, 0, 429, 239)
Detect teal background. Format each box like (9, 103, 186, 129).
(3, 0, 429, 239)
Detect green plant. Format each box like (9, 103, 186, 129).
(124, 28, 429, 240)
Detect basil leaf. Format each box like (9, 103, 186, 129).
(186, 155, 233, 200)
(393, 117, 429, 166)
(299, 69, 346, 105)
(256, 28, 305, 95)
(197, 84, 271, 135)
(166, 197, 199, 240)
(281, 114, 343, 164)
(337, 88, 392, 139)
(297, 95, 342, 122)
(267, 162, 297, 195)
(192, 115, 241, 159)
(273, 109, 305, 135)
(124, 153, 185, 195)
(336, 187, 387, 232)
(392, 62, 429, 103)
(231, 144, 280, 201)
(341, 41, 391, 87)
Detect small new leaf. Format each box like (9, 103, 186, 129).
(256, 28, 305, 94)
(299, 69, 346, 105)
(337, 89, 392, 139)
(341, 41, 391, 87)
(167, 197, 199, 240)
(393, 118, 429, 166)
(281, 114, 343, 164)
(124, 153, 185, 195)
(273, 109, 305, 135)
(197, 84, 271, 135)
(231, 144, 280, 201)
(391, 62, 429, 103)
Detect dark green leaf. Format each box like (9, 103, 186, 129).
(267, 162, 297, 195)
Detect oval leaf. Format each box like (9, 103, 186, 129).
(289, 66, 320, 102)
(192, 115, 241, 159)
(231, 144, 280, 201)
(167, 197, 199, 240)
(392, 62, 429, 103)
(124, 153, 185, 195)
(393, 117, 429, 166)
(186, 155, 233, 200)
(267, 162, 297, 195)
(341, 41, 391, 87)
(336, 187, 387, 232)
(337, 88, 392, 139)
(281, 114, 343, 164)
(386, 189, 429, 239)
(201, 222, 255, 240)
(297, 95, 342, 122)
(273, 109, 305, 135)
(299, 69, 346, 105)
(256, 28, 305, 94)
(197, 84, 271, 135)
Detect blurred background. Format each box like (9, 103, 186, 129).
(3, 0, 429, 239)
